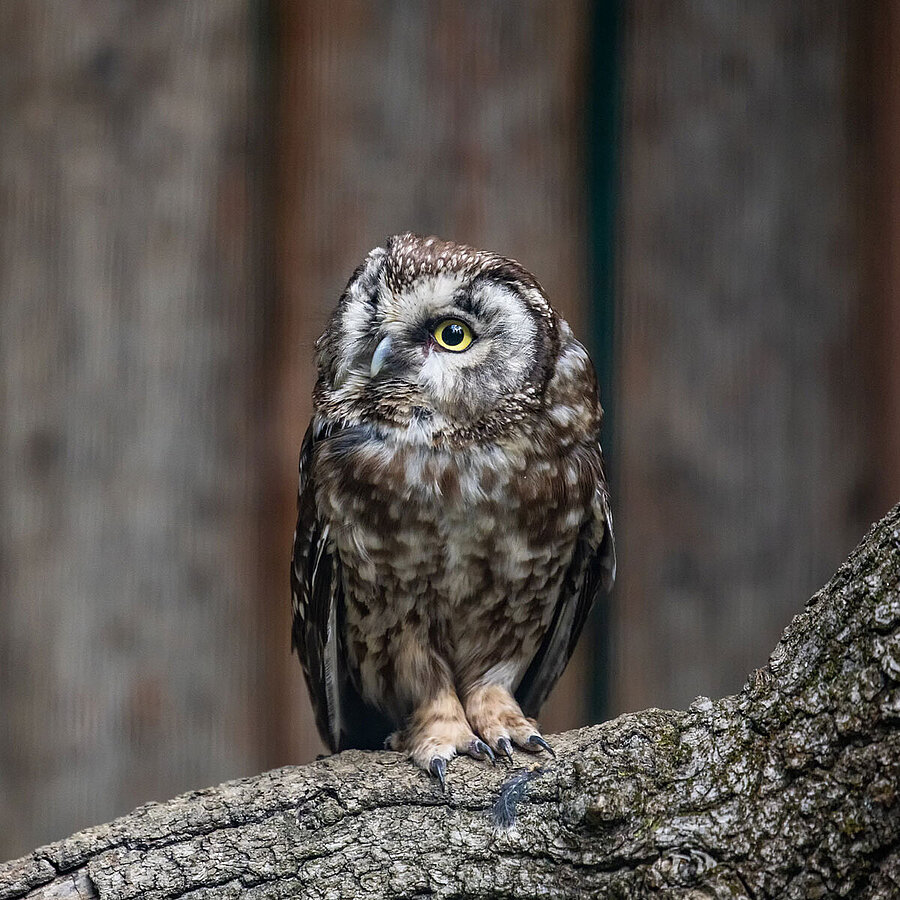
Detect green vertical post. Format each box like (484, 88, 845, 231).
(586, 0, 621, 723)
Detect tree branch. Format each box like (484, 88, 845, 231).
(3, 505, 900, 899)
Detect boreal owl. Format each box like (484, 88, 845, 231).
(291, 233, 615, 784)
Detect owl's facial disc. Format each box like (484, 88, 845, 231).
(322, 236, 559, 433)
(359, 274, 538, 422)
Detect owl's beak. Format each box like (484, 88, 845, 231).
(369, 334, 393, 377)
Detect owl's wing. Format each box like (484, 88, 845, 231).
(290, 422, 392, 752)
(515, 456, 616, 719)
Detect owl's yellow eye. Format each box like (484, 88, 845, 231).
(432, 319, 474, 352)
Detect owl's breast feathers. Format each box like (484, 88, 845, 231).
(292, 331, 614, 745)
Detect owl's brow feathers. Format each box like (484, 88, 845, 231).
(381, 234, 555, 325)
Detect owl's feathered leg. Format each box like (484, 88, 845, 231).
(463, 682, 554, 759)
(384, 631, 496, 782)
(390, 687, 494, 786)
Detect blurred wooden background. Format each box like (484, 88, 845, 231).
(1, 0, 897, 860)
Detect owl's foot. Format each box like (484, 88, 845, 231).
(397, 689, 494, 787)
(464, 683, 554, 760)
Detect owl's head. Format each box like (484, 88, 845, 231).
(316, 234, 561, 435)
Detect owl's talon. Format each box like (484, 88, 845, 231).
(497, 736, 514, 762)
(525, 734, 556, 757)
(429, 756, 448, 790)
(469, 738, 496, 764)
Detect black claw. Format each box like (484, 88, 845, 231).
(526, 734, 556, 757)
(470, 738, 496, 764)
(497, 736, 514, 762)
(430, 756, 447, 790)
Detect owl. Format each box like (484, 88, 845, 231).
(291, 233, 615, 784)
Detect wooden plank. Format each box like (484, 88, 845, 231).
(614, 1, 879, 714)
(870, 0, 900, 509)
(0, 1, 261, 859)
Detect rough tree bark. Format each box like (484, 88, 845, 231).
(2, 505, 899, 900)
